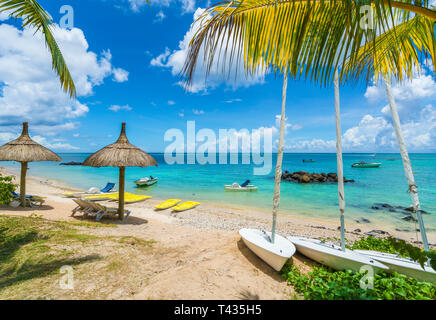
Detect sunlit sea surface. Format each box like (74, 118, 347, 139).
(2, 153, 435, 234)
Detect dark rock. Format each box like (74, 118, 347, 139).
(354, 229, 361, 233)
(402, 216, 418, 222)
(60, 161, 83, 166)
(371, 205, 381, 210)
(365, 229, 390, 237)
(281, 171, 355, 184)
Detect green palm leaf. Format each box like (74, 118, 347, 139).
(182, 0, 436, 87)
(0, 0, 76, 98)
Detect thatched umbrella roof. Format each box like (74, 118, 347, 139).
(0, 122, 61, 207)
(82, 123, 157, 168)
(0, 122, 61, 162)
(83, 123, 157, 220)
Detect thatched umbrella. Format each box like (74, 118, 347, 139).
(82, 122, 157, 219)
(0, 122, 61, 207)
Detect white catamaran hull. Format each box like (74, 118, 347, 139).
(224, 185, 258, 192)
(240, 228, 296, 271)
(288, 237, 389, 273)
(355, 250, 436, 283)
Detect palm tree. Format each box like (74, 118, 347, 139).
(0, 0, 76, 97)
(182, 0, 436, 245)
(343, 15, 435, 251)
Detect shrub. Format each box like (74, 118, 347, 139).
(0, 174, 16, 205)
(281, 264, 436, 300)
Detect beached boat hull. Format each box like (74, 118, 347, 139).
(224, 185, 258, 192)
(288, 237, 389, 273)
(240, 228, 296, 271)
(355, 250, 436, 283)
(134, 178, 158, 187)
(351, 163, 381, 168)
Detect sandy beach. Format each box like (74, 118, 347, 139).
(1, 167, 435, 299)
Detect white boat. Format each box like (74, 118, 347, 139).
(354, 250, 436, 283)
(351, 161, 382, 168)
(134, 177, 158, 187)
(288, 236, 389, 273)
(240, 228, 296, 271)
(225, 182, 258, 192)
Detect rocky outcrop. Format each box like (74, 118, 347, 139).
(371, 203, 429, 215)
(60, 161, 83, 166)
(281, 171, 355, 184)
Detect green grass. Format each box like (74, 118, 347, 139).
(0, 215, 154, 296)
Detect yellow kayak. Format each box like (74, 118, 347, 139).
(84, 193, 119, 201)
(172, 201, 200, 212)
(124, 194, 151, 203)
(155, 199, 181, 210)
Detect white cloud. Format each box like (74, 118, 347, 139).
(108, 104, 132, 112)
(0, 24, 125, 131)
(289, 69, 436, 152)
(286, 139, 336, 152)
(32, 135, 80, 151)
(0, 11, 10, 21)
(168, 100, 176, 105)
(154, 10, 166, 23)
(151, 8, 265, 93)
(126, 0, 196, 14)
(224, 98, 242, 103)
(192, 109, 204, 115)
(112, 67, 129, 82)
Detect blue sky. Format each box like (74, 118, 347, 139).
(0, 0, 435, 153)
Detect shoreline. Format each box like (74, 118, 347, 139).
(1, 166, 435, 246)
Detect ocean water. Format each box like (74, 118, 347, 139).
(2, 153, 436, 234)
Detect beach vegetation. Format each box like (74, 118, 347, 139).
(0, 174, 16, 205)
(349, 236, 436, 270)
(281, 264, 436, 300)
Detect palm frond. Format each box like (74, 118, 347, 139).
(0, 0, 76, 98)
(343, 15, 436, 83)
(182, 0, 436, 88)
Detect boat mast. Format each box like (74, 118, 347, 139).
(384, 79, 430, 252)
(271, 74, 288, 243)
(335, 70, 346, 251)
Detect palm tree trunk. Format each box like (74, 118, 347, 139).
(334, 71, 346, 251)
(271, 74, 288, 243)
(384, 79, 430, 252)
(118, 167, 125, 220)
(20, 162, 28, 207)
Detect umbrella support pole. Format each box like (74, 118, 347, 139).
(119, 167, 125, 220)
(20, 162, 28, 207)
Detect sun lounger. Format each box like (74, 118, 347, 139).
(62, 182, 116, 198)
(94, 203, 130, 221)
(12, 191, 46, 207)
(71, 199, 95, 217)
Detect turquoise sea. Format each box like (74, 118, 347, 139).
(2, 153, 436, 234)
